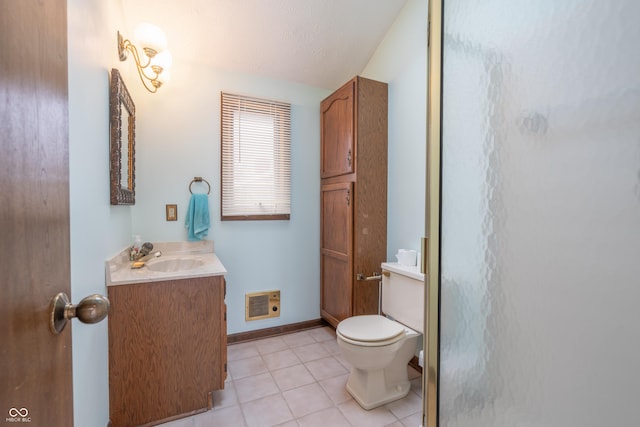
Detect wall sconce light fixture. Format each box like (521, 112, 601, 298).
(118, 23, 172, 93)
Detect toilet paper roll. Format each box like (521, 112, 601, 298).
(395, 249, 417, 266)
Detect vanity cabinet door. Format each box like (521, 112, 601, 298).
(321, 79, 355, 178)
(221, 276, 228, 381)
(108, 276, 226, 427)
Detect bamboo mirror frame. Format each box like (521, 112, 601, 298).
(109, 68, 136, 205)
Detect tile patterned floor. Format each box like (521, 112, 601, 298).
(159, 326, 423, 427)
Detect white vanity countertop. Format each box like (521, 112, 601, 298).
(106, 241, 227, 286)
(381, 262, 425, 281)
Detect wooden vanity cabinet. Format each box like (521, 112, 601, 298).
(108, 275, 227, 427)
(320, 76, 388, 328)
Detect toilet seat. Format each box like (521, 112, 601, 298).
(337, 315, 405, 347)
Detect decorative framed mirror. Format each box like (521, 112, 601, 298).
(109, 68, 136, 205)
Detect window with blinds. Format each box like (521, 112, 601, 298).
(221, 92, 291, 220)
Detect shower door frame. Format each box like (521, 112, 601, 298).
(424, 0, 443, 426)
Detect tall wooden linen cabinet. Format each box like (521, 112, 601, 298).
(320, 76, 388, 328)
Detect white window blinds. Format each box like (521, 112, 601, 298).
(221, 92, 291, 220)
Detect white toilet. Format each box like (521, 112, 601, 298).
(336, 262, 424, 410)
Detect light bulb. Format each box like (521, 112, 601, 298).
(156, 69, 171, 85)
(134, 22, 167, 56)
(153, 50, 173, 71)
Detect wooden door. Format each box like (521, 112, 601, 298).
(0, 1, 73, 426)
(320, 182, 353, 327)
(320, 80, 355, 178)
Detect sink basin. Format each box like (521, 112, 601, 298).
(146, 257, 205, 273)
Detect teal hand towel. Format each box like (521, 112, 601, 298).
(185, 193, 210, 241)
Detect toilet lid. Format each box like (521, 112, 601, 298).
(337, 315, 405, 343)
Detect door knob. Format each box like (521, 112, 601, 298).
(49, 292, 110, 335)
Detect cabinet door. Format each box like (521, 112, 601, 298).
(321, 80, 355, 178)
(221, 277, 228, 383)
(320, 182, 353, 326)
(108, 277, 226, 426)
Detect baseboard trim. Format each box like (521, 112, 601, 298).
(227, 318, 330, 345)
(409, 356, 423, 374)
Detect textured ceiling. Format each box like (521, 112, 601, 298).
(121, 0, 408, 90)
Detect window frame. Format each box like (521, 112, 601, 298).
(220, 92, 291, 221)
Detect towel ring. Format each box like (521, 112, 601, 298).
(189, 177, 211, 195)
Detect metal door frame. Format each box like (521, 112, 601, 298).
(424, 0, 443, 426)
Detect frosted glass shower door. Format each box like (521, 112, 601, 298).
(438, 1, 640, 426)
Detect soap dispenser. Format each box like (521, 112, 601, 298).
(130, 235, 142, 260)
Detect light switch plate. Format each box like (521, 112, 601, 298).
(166, 204, 177, 221)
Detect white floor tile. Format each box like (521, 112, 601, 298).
(262, 348, 302, 371)
(399, 411, 423, 427)
(384, 390, 422, 420)
(234, 372, 280, 403)
(292, 342, 330, 362)
(297, 407, 351, 427)
(282, 382, 333, 418)
(229, 355, 268, 379)
(241, 393, 294, 427)
(304, 356, 348, 381)
(255, 336, 289, 355)
(308, 327, 336, 342)
(318, 373, 352, 405)
(320, 338, 341, 355)
(228, 341, 260, 361)
(193, 405, 246, 427)
(281, 331, 316, 348)
(338, 399, 398, 427)
(158, 327, 423, 427)
(212, 380, 238, 410)
(272, 364, 316, 391)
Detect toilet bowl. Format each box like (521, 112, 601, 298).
(337, 315, 419, 409)
(336, 262, 425, 410)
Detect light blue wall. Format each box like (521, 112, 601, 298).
(68, 0, 132, 426)
(362, 0, 428, 261)
(129, 63, 329, 334)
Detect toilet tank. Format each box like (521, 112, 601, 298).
(380, 262, 425, 333)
